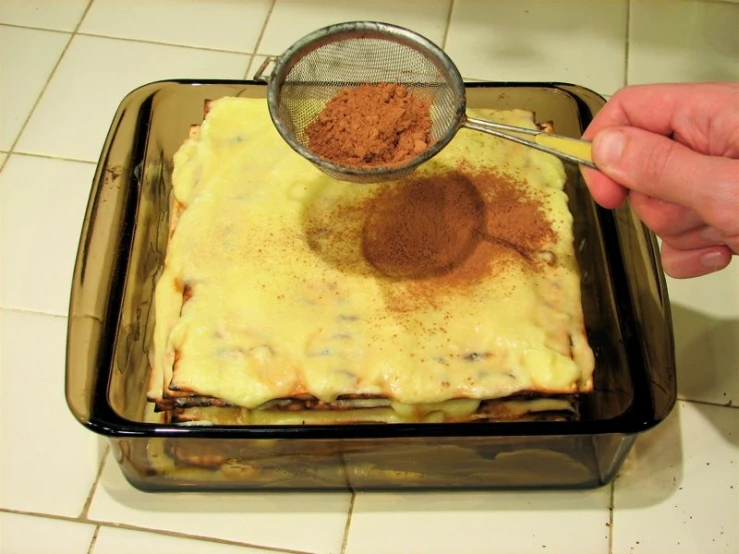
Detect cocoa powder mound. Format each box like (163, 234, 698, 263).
(305, 83, 432, 168)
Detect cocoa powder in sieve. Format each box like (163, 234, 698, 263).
(305, 83, 432, 167)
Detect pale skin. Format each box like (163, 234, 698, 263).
(580, 82, 739, 279)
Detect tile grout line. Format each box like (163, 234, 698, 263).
(0, 507, 317, 554)
(243, 53, 257, 80)
(86, 525, 101, 554)
(441, 0, 456, 51)
(681, 397, 737, 410)
(249, 0, 278, 70)
(0, 306, 70, 320)
(339, 493, 356, 554)
(75, 31, 254, 56)
(0, 22, 71, 34)
(0, 18, 308, 54)
(0, 508, 89, 524)
(78, 445, 110, 520)
(1, 0, 95, 173)
(608, 480, 616, 554)
(2, 150, 96, 164)
(242, 0, 277, 80)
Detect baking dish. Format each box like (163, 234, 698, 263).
(65, 80, 676, 491)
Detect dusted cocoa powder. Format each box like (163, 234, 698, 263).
(301, 162, 557, 311)
(362, 173, 484, 278)
(360, 167, 557, 311)
(305, 83, 432, 167)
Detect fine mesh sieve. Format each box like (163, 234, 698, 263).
(264, 22, 596, 184)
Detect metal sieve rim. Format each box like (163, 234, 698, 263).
(266, 21, 468, 182)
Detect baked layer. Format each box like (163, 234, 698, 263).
(147, 96, 594, 424)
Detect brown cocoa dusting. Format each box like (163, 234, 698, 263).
(362, 172, 484, 279)
(373, 167, 557, 312)
(300, 163, 556, 313)
(305, 83, 432, 168)
(474, 168, 557, 262)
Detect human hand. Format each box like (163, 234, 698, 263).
(580, 82, 739, 279)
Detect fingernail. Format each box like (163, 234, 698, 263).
(700, 250, 726, 271)
(594, 129, 626, 167)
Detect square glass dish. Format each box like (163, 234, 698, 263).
(65, 80, 676, 491)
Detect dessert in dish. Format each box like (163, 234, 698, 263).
(146, 96, 595, 425)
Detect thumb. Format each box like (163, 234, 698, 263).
(591, 126, 739, 216)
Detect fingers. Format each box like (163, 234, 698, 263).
(627, 192, 703, 238)
(577, 83, 739, 279)
(622, 192, 735, 276)
(580, 166, 628, 209)
(661, 226, 729, 252)
(660, 243, 733, 279)
(582, 83, 739, 147)
(590, 127, 739, 228)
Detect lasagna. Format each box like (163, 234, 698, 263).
(146, 96, 595, 425)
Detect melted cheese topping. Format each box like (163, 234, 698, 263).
(149, 97, 594, 413)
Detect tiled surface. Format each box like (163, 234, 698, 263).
(88, 453, 352, 553)
(79, 0, 273, 53)
(613, 401, 738, 553)
(0, 512, 96, 554)
(15, 34, 250, 161)
(0, 155, 96, 314)
(667, 266, 739, 406)
(258, 0, 452, 55)
(0, 25, 69, 150)
(445, 0, 628, 94)
(628, 0, 739, 84)
(0, 0, 89, 31)
(345, 488, 611, 554)
(91, 526, 279, 554)
(1, 1, 738, 553)
(0, 310, 102, 517)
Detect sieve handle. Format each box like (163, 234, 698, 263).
(463, 117, 596, 169)
(252, 56, 278, 83)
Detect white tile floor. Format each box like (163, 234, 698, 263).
(258, 0, 452, 55)
(91, 526, 279, 554)
(78, 0, 274, 53)
(15, 34, 250, 161)
(0, 25, 68, 150)
(628, 0, 739, 85)
(613, 401, 738, 554)
(88, 454, 352, 553)
(0, 1, 737, 553)
(0, 0, 89, 31)
(345, 488, 612, 554)
(445, 0, 629, 94)
(1, 311, 102, 518)
(667, 267, 739, 406)
(0, 155, 96, 314)
(0, 512, 96, 554)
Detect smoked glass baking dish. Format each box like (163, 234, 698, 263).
(65, 80, 676, 491)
